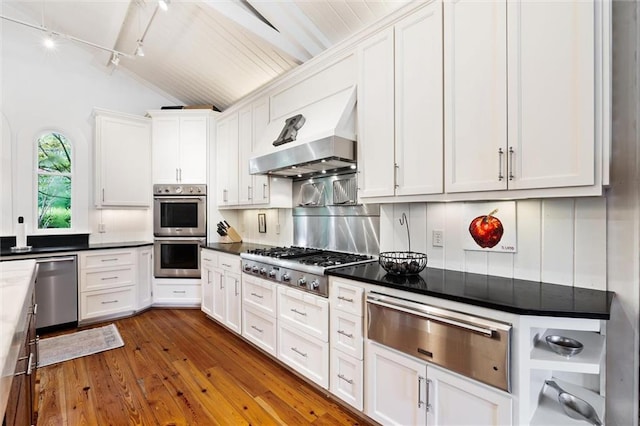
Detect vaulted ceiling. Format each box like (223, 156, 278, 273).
(2, 0, 407, 111)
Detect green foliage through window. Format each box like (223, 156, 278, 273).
(37, 132, 71, 229)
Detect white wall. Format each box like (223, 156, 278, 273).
(1, 8, 178, 242)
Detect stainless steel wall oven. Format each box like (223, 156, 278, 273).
(153, 184, 206, 278)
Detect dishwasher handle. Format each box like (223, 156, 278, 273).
(367, 295, 495, 337)
(36, 256, 77, 263)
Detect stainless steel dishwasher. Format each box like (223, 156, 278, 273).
(35, 256, 78, 329)
(367, 292, 512, 392)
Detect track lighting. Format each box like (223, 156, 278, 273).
(110, 53, 121, 66)
(158, 0, 170, 12)
(134, 41, 145, 57)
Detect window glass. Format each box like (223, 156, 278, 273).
(37, 132, 71, 229)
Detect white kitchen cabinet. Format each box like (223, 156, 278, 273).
(329, 278, 365, 410)
(79, 249, 138, 323)
(200, 249, 215, 317)
(93, 109, 151, 207)
(444, 0, 600, 193)
(152, 280, 202, 305)
(136, 247, 152, 311)
(238, 100, 272, 205)
(148, 110, 213, 184)
(358, 2, 443, 199)
(215, 113, 240, 206)
(366, 341, 512, 426)
(209, 252, 242, 334)
(241, 274, 278, 356)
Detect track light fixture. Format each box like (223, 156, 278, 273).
(134, 41, 145, 57)
(158, 0, 170, 12)
(110, 53, 121, 66)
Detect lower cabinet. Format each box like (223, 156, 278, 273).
(136, 247, 153, 311)
(241, 275, 277, 356)
(205, 250, 242, 334)
(365, 340, 512, 426)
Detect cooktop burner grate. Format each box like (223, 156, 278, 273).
(244, 246, 321, 259)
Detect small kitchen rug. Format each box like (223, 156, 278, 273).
(38, 324, 124, 367)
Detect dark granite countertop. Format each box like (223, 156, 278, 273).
(203, 242, 277, 256)
(327, 262, 614, 320)
(0, 241, 153, 258)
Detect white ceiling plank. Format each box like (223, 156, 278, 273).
(201, 0, 310, 64)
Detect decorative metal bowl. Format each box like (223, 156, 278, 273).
(379, 251, 427, 276)
(545, 335, 584, 358)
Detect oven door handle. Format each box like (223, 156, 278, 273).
(154, 196, 205, 202)
(367, 296, 495, 337)
(155, 238, 206, 245)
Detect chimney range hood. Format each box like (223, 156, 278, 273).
(249, 86, 356, 178)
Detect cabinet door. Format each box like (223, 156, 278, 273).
(152, 116, 180, 183)
(506, 0, 595, 190)
(444, 0, 508, 193)
(395, 2, 443, 196)
(137, 248, 153, 310)
(365, 341, 427, 426)
(216, 113, 239, 206)
(252, 98, 270, 204)
(224, 271, 242, 334)
(357, 27, 396, 198)
(427, 366, 512, 426)
(96, 111, 151, 206)
(201, 264, 213, 316)
(211, 268, 225, 323)
(238, 105, 253, 204)
(178, 115, 208, 183)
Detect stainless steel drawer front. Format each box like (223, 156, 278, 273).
(367, 293, 511, 392)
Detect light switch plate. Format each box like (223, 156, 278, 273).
(432, 230, 444, 247)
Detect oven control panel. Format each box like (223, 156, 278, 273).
(241, 259, 328, 297)
(153, 184, 207, 196)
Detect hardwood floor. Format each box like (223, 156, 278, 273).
(35, 309, 373, 426)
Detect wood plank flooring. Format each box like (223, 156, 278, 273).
(35, 309, 373, 426)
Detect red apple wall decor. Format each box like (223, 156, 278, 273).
(468, 209, 504, 249)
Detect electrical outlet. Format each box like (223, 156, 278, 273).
(275, 223, 281, 235)
(432, 230, 444, 247)
(98, 223, 106, 233)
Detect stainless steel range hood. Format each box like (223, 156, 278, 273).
(249, 86, 356, 178)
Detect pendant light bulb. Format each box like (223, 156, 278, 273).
(43, 34, 55, 49)
(158, 0, 170, 11)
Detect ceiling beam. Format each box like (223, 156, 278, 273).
(201, 0, 312, 64)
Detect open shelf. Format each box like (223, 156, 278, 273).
(529, 329, 604, 374)
(530, 378, 604, 426)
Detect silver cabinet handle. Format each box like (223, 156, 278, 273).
(221, 263, 232, 268)
(223, 189, 228, 202)
(207, 270, 211, 284)
(337, 330, 353, 339)
(250, 292, 263, 299)
(173, 290, 186, 294)
(291, 347, 307, 357)
(338, 373, 354, 384)
(16, 353, 34, 376)
(251, 325, 263, 333)
(101, 300, 119, 304)
(498, 148, 504, 181)
(394, 163, 399, 188)
(102, 188, 105, 202)
(248, 185, 252, 200)
(418, 376, 426, 409)
(220, 275, 224, 289)
(508, 146, 515, 181)
(425, 378, 432, 412)
(337, 296, 354, 303)
(101, 258, 119, 262)
(290, 308, 307, 316)
(262, 183, 267, 199)
(176, 168, 179, 182)
(101, 276, 119, 281)
(234, 279, 239, 296)
(179, 168, 182, 182)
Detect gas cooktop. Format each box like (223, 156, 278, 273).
(240, 246, 375, 297)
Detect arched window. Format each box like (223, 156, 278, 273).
(37, 132, 72, 229)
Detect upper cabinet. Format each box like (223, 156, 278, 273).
(94, 109, 151, 208)
(148, 110, 214, 184)
(215, 98, 292, 209)
(358, 1, 444, 198)
(216, 112, 240, 207)
(444, 0, 604, 194)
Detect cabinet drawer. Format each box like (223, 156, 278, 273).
(242, 306, 277, 356)
(330, 279, 364, 316)
(200, 249, 217, 269)
(153, 283, 201, 305)
(80, 287, 135, 320)
(331, 309, 363, 360)
(278, 322, 329, 389)
(81, 266, 135, 292)
(217, 253, 240, 274)
(278, 287, 329, 342)
(330, 350, 363, 411)
(82, 251, 135, 269)
(242, 276, 277, 317)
